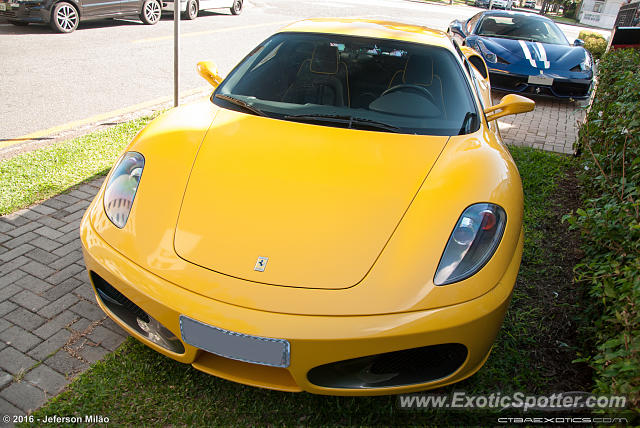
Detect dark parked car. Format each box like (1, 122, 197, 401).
(448, 10, 593, 99)
(0, 0, 162, 32)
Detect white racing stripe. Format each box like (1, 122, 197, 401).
(534, 42, 550, 69)
(518, 40, 537, 68)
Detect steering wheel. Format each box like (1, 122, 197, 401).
(381, 84, 437, 106)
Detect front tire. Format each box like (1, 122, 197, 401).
(230, 0, 242, 15)
(183, 0, 198, 20)
(50, 2, 79, 33)
(140, 0, 161, 25)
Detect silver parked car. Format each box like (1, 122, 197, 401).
(161, 0, 241, 20)
(490, 0, 513, 9)
(475, 0, 513, 8)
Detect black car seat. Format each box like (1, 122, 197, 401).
(282, 44, 350, 107)
(478, 17, 498, 35)
(387, 54, 446, 118)
(515, 21, 539, 38)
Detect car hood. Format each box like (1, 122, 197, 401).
(173, 108, 448, 290)
(473, 36, 587, 70)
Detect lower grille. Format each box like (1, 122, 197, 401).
(90, 272, 185, 354)
(552, 81, 590, 97)
(490, 73, 527, 91)
(491, 73, 590, 98)
(92, 273, 150, 323)
(307, 343, 468, 389)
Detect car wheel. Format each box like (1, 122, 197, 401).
(230, 0, 242, 15)
(8, 19, 29, 26)
(140, 0, 161, 25)
(50, 2, 79, 33)
(183, 0, 197, 20)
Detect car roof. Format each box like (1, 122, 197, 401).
(279, 18, 453, 50)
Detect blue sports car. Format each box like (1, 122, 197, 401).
(448, 11, 593, 99)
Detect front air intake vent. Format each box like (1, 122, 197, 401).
(90, 272, 185, 354)
(92, 272, 150, 323)
(307, 343, 467, 389)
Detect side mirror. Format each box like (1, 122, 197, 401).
(197, 61, 224, 89)
(574, 39, 585, 47)
(484, 94, 535, 121)
(449, 21, 465, 38)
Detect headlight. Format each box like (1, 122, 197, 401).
(103, 152, 145, 228)
(475, 40, 497, 64)
(571, 53, 592, 72)
(581, 52, 592, 71)
(434, 203, 506, 285)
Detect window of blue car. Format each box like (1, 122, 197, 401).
(476, 15, 569, 45)
(213, 32, 480, 136)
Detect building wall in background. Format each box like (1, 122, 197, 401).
(579, 0, 626, 28)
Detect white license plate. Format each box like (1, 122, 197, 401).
(179, 315, 290, 368)
(528, 75, 554, 86)
(0, 4, 6, 11)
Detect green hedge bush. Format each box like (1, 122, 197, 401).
(578, 30, 608, 60)
(568, 49, 640, 411)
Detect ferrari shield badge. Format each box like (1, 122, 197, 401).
(254, 256, 268, 272)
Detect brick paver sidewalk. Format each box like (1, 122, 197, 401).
(496, 94, 586, 153)
(0, 179, 126, 416)
(0, 94, 586, 419)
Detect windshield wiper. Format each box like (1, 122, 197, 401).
(479, 34, 537, 42)
(283, 114, 400, 133)
(511, 36, 538, 42)
(458, 112, 478, 135)
(215, 94, 267, 117)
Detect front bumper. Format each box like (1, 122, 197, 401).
(489, 70, 592, 99)
(80, 214, 523, 396)
(0, 1, 48, 22)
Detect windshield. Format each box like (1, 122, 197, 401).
(213, 32, 480, 136)
(476, 15, 569, 45)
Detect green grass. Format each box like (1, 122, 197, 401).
(23, 145, 591, 426)
(0, 116, 156, 216)
(550, 15, 579, 25)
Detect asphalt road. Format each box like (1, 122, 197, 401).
(0, 0, 608, 140)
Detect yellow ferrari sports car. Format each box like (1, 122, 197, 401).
(80, 18, 534, 396)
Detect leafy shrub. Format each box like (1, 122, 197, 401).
(578, 31, 608, 60)
(568, 49, 640, 412)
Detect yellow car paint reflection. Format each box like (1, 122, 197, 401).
(80, 18, 534, 395)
